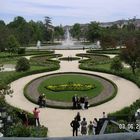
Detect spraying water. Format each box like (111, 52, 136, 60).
(62, 28, 74, 46)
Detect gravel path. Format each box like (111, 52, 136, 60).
(5, 50, 140, 137)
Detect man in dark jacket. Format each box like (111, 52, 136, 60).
(70, 117, 80, 136)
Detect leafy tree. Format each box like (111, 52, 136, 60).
(7, 35, 20, 54)
(29, 20, 44, 42)
(54, 26, 64, 40)
(100, 29, 118, 49)
(44, 16, 53, 42)
(16, 57, 30, 72)
(70, 23, 81, 40)
(110, 57, 123, 72)
(0, 22, 8, 51)
(120, 37, 140, 74)
(86, 22, 101, 42)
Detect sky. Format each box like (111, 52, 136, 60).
(0, 0, 140, 26)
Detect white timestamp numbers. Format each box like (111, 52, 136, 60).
(119, 123, 140, 130)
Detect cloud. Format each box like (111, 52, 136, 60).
(0, 0, 140, 25)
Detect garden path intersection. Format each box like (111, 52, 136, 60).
(5, 50, 140, 137)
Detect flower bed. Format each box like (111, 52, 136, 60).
(45, 82, 95, 92)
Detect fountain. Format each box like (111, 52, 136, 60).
(36, 40, 41, 49)
(96, 40, 101, 49)
(62, 28, 74, 46)
(36, 28, 100, 50)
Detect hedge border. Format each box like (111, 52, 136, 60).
(24, 72, 117, 109)
(0, 50, 54, 58)
(79, 64, 140, 88)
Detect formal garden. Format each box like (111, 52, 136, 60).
(0, 15, 140, 137)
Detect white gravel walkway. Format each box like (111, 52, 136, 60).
(5, 50, 140, 137)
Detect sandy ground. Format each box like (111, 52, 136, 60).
(5, 50, 140, 137)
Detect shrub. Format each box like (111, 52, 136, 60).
(18, 48, 26, 54)
(5, 123, 48, 137)
(110, 57, 123, 72)
(16, 57, 30, 72)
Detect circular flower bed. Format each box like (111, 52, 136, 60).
(24, 72, 117, 109)
(45, 82, 95, 92)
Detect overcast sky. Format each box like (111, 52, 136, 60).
(0, 0, 140, 25)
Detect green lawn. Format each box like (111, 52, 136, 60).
(38, 74, 104, 102)
(0, 64, 59, 86)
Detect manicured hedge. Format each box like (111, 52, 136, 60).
(0, 50, 54, 58)
(87, 49, 120, 54)
(79, 65, 140, 88)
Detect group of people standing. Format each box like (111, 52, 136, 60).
(70, 112, 107, 136)
(72, 95, 89, 110)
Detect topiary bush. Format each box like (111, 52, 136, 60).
(16, 57, 30, 72)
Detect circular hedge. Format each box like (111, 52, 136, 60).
(24, 72, 117, 109)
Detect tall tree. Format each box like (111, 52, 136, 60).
(0, 20, 8, 51)
(86, 22, 101, 42)
(70, 23, 81, 40)
(7, 35, 20, 54)
(54, 26, 64, 41)
(44, 16, 53, 41)
(120, 36, 140, 74)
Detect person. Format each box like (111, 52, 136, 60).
(72, 95, 77, 109)
(70, 117, 80, 136)
(33, 107, 40, 126)
(75, 112, 81, 122)
(81, 118, 87, 135)
(93, 118, 98, 135)
(103, 112, 106, 118)
(84, 96, 89, 109)
(83, 46, 85, 50)
(77, 97, 81, 109)
(21, 111, 28, 126)
(80, 97, 85, 110)
(38, 94, 46, 108)
(88, 121, 94, 135)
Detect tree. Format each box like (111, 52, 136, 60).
(54, 26, 64, 41)
(7, 35, 20, 54)
(70, 23, 81, 40)
(16, 57, 30, 72)
(120, 37, 140, 74)
(7, 16, 32, 46)
(100, 29, 118, 49)
(86, 22, 101, 42)
(0, 22, 9, 51)
(110, 57, 123, 72)
(44, 16, 53, 42)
